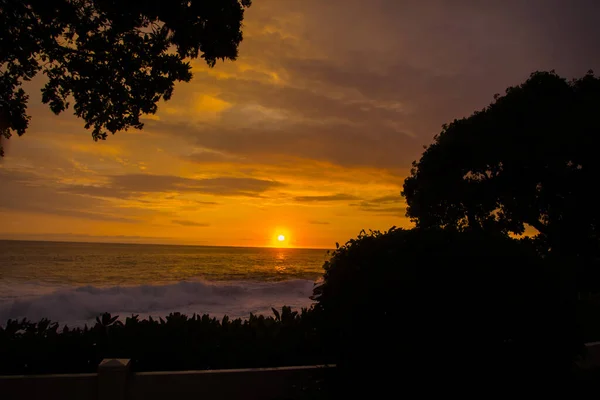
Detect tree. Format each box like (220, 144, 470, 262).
(312, 227, 578, 394)
(0, 0, 251, 156)
(402, 71, 600, 274)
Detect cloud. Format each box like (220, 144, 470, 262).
(26, 208, 137, 223)
(0, 232, 208, 245)
(0, 168, 139, 223)
(62, 174, 284, 199)
(154, 0, 600, 174)
(361, 206, 407, 215)
(371, 194, 401, 203)
(163, 196, 220, 206)
(148, 120, 416, 171)
(184, 147, 246, 164)
(350, 202, 407, 216)
(294, 193, 359, 202)
(60, 184, 130, 200)
(349, 192, 406, 216)
(171, 219, 210, 227)
(348, 192, 404, 210)
(308, 220, 330, 225)
(3, 0, 600, 247)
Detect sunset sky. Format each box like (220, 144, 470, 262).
(1, 0, 600, 248)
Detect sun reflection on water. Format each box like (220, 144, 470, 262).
(275, 251, 287, 273)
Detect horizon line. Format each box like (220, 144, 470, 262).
(0, 238, 332, 251)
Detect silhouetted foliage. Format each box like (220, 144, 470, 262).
(403, 71, 600, 291)
(312, 227, 582, 394)
(0, 307, 332, 375)
(0, 0, 251, 155)
(5, 229, 600, 395)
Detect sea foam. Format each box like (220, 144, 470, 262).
(0, 279, 316, 327)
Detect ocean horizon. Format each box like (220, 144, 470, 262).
(0, 238, 332, 250)
(0, 240, 330, 327)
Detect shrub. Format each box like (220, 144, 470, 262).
(0, 307, 332, 375)
(312, 227, 582, 393)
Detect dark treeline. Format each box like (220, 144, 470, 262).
(0, 308, 330, 375)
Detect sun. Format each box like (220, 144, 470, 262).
(271, 228, 291, 248)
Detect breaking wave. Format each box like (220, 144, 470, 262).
(0, 279, 316, 327)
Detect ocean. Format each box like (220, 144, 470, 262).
(0, 240, 330, 327)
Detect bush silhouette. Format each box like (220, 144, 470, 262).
(312, 227, 582, 394)
(0, 307, 331, 375)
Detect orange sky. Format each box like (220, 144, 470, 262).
(1, 0, 599, 248)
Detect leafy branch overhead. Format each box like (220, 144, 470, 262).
(0, 0, 252, 155)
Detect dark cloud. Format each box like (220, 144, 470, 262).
(214, 78, 409, 126)
(350, 202, 407, 216)
(150, 120, 415, 170)
(61, 184, 131, 200)
(308, 220, 330, 225)
(0, 233, 208, 245)
(363, 206, 407, 216)
(369, 195, 403, 204)
(350, 192, 406, 216)
(188, 0, 600, 170)
(279, 58, 494, 136)
(347, 193, 404, 213)
(184, 150, 242, 164)
(171, 220, 210, 227)
(107, 1, 600, 176)
(0, 168, 138, 223)
(163, 196, 220, 205)
(294, 193, 359, 202)
(63, 174, 284, 199)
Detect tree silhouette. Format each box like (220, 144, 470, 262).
(0, 0, 251, 155)
(403, 71, 600, 288)
(312, 227, 579, 394)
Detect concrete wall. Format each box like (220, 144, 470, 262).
(0, 362, 335, 400)
(129, 366, 334, 400)
(0, 373, 97, 400)
(3, 341, 600, 400)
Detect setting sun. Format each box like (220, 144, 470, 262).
(271, 228, 291, 248)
